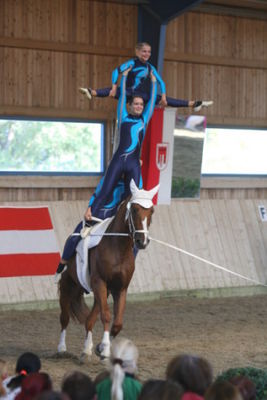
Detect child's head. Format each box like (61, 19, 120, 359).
(135, 42, 151, 63)
(166, 354, 213, 396)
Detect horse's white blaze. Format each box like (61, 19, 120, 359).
(58, 329, 67, 352)
(83, 331, 93, 356)
(142, 217, 148, 245)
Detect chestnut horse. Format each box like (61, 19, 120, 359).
(57, 180, 159, 359)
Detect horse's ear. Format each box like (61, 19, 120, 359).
(130, 179, 139, 196)
(148, 184, 160, 200)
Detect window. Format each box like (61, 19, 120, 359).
(172, 115, 205, 198)
(0, 118, 104, 175)
(202, 127, 267, 176)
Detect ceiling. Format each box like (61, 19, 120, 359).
(102, 0, 267, 20)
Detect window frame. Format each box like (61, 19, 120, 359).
(201, 124, 267, 178)
(0, 116, 106, 177)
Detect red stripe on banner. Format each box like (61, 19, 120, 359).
(141, 108, 164, 204)
(0, 253, 60, 277)
(0, 207, 53, 230)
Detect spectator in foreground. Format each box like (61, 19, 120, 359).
(166, 354, 213, 399)
(96, 337, 142, 400)
(138, 378, 184, 400)
(61, 371, 96, 400)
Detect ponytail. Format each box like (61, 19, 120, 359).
(111, 361, 125, 400)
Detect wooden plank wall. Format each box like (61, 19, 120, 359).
(0, 2, 266, 202)
(0, 0, 137, 201)
(164, 11, 267, 127)
(1, 197, 267, 304)
(0, 0, 137, 119)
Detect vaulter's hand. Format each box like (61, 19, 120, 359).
(150, 70, 157, 83)
(159, 94, 167, 108)
(84, 207, 92, 221)
(122, 66, 132, 76)
(109, 85, 117, 97)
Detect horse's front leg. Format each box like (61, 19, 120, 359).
(58, 286, 70, 353)
(81, 298, 100, 360)
(93, 279, 111, 359)
(110, 289, 127, 338)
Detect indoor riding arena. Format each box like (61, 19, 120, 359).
(1, 0, 267, 395)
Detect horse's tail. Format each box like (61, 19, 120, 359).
(58, 268, 90, 325)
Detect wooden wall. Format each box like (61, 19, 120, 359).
(0, 1, 266, 200)
(0, 0, 138, 201)
(1, 197, 267, 304)
(0, 0, 137, 119)
(164, 11, 267, 127)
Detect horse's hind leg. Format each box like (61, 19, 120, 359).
(110, 289, 127, 338)
(81, 298, 100, 359)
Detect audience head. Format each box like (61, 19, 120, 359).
(109, 337, 139, 400)
(61, 371, 96, 400)
(15, 352, 41, 375)
(205, 381, 242, 400)
(138, 379, 184, 400)
(7, 352, 41, 391)
(166, 354, 213, 396)
(228, 376, 256, 400)
(15, 372, 52, 400)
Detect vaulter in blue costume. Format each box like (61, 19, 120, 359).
(80, 42, 213, 111)
(56, 67, 157, 273)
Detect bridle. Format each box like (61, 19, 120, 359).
(125, 200, 150, 241)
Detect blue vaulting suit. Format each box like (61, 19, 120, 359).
(96, 57, 188, 108)
(90, 71, 157, 219)
(60, 71, 157, 261)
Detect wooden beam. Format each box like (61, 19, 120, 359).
(0, 106, 115, 121)
(0, 37, 134, 57)
(206, 115, 267, 128)
(0, 175, 101, 189)
(201, 176, 267, 189)
(164, 51, 267, 70)
(195, 2, 267, 20)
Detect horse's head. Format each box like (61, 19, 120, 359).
(125, 179, 159, 249)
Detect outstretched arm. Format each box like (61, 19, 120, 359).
(150, 65, 167, 107)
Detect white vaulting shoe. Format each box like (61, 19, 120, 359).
(79, 87, 92, 100)
(193, 100, 213, 112)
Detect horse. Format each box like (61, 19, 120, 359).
(57, 179, 159, 359)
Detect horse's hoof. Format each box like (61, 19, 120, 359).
(57, 344, 67, 353)
(95, 343, 110, 359)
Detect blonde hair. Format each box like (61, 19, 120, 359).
(109, 337, 139, 400)
(135, 42, 151, 51)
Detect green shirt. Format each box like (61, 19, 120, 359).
(96, 376, 142, 400)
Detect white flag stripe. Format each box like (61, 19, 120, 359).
(0, 230, 60, 255)
(158, 108, 175, 204)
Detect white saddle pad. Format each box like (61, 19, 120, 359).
(76, 217, 114, 293)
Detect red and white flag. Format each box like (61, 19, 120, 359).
(141, 108, 176, 204)
(0, 207, 60, 277)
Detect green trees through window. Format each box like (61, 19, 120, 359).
(0, 119, 104, 174)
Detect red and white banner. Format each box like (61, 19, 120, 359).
(0, 207, 60, 277)
(141, 108, 176, 204)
